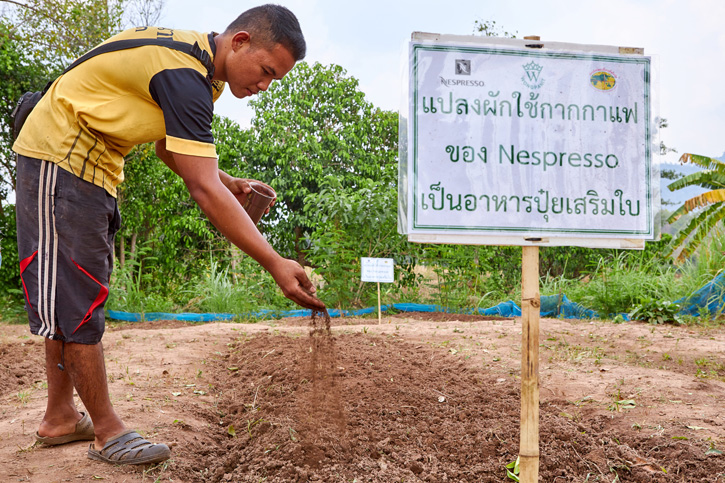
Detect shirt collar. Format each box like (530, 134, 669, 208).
(208, 32, 217, 57)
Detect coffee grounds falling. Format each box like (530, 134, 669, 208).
(306, 309, 345, 428)
(298, 308, 347, 466)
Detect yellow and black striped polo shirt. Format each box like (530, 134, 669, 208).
(13, 27, 225, 197)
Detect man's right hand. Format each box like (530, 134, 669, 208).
(268, 258, 326, 310)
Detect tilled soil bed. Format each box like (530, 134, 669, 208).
(0, 314, 723, 482)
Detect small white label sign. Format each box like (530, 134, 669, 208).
(361, 258, 395, 283)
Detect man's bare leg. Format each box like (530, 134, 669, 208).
(39, 338, 126, 447)
(36, 338, 84, 438)
(63, 340, 126, 449)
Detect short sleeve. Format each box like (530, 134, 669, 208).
(149, 68, 217, 158)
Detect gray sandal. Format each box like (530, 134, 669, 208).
(87, 429, 170, 465)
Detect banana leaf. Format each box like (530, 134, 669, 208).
(682, 189, 725, 213)
(668, 170, 725, 192)
(679, 153, 725, 173)
(677, 206, 725, 261)
(667, 204, 719, 257)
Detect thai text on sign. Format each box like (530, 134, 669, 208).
(361, 258, 395, 283)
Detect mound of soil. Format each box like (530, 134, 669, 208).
(171, 326, 723, 482)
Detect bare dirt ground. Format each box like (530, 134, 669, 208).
(1, 312, 724, 482)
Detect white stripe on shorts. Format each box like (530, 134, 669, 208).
(37, 161, 59, 339)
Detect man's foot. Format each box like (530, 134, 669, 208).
(87, 430, 171, 465)
(35, 412, 95, 445)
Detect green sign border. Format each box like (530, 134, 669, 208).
(410, 43, 653, 236)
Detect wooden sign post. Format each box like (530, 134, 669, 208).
(377, 281, 382, 324)
(519, 246, 540, 482)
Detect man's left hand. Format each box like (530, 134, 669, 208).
(221, 174, 276, 213)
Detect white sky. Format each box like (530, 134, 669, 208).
(161, 0, 725, 169)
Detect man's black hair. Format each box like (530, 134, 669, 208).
(225, 4, 306, 60)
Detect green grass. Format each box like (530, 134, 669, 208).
(107, 256, 296, 317)
(0, 293, 26, 324)
(195, 259, 295, 315)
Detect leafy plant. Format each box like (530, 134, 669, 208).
(675, 227, 725, 291)
(666, 153, 725, 260)
(629, 299, 682, 325)
(107, 241, 177, 313)
(107, 245, 151, 313)
(705, 442, 723, 456)
(412, 244, 520, 311)
(118, 142, 223, 287)
(0, 291, 27, 324)
(304, 173, 415, 309)
(567, 251, 679, 316)
(611, 314, 626, 324)
(505, 456, 520, 481)
(0, 206, 21, 302)
(16, 390, 31, 406)
(608, 399, 636, 412)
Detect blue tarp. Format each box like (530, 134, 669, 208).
(675, 272, 725, 317)
(540, 294, 599, 319)
(107, 295, 594, 322)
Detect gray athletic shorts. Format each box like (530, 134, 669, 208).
(15, 155, 121, 344)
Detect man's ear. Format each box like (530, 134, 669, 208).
(231, 31, 251, 52)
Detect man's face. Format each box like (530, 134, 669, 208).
(224, 34, 296, 99)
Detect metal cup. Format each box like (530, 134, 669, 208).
(242, 182, 276, 225)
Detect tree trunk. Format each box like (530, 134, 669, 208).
(130, 232, 138, 260)
(294, 225, 307, 266)
(119, 236, 125, 269)
(229, 243, 243, 279)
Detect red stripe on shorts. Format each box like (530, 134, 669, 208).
(71, 259, 109, 335)
(19, 251, 38, 312)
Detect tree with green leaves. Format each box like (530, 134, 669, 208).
(303, 175, 407, 309)
(666, 153, 725, 260)
(474, 19, 517, 38)
(238, 61, 399, 263)
(0, 0, 125, 69)
(0, 20, 49, 215)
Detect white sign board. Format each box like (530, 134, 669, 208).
(361, 258, 395, 283)
(399, 34, 659, 249)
